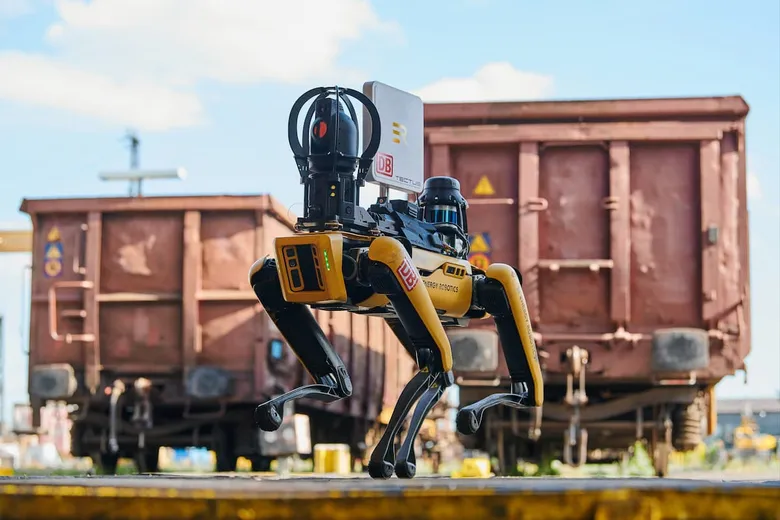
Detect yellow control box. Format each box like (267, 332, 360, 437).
(274, 233, 347, 304)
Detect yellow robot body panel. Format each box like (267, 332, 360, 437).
(368, 237, 454, 372)
(485, 263, 544, 406)
(273, 232, 347, 304)
(340, 242, 474, 317)
(418, 264, 473, 317)
(354, 291, 391, 309)
(411, 247, 473, 318)
(411, 247, 472, 273)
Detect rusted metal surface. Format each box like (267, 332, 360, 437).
(424, 95, 750, 124)
(423, 96, 750, 384)
(21, 195, 414, 426)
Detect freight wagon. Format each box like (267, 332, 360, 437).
(20, 194, 415, 473)
(424, 95, 751, 476)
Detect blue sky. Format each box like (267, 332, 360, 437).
(0, 0, 778, 424)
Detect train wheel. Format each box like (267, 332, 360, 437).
(93, 451, 119, 475)
(654, 441, 671, 477)
(563, 427, 588, 467)
(250, 456, 273, 472)
(134, 449, 160, 473)
(214, 425, 237, 472)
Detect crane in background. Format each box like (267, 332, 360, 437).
(0, 129, 187, 251)
(0, 131, 187, 436)
(0, 231, 32, 435)
(0, 130, 186, 253)
(0, 232, 32, 254)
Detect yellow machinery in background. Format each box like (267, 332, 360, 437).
(452, 456, 493, 478)
(0, 230, 32, 253)
(733, 415, 777, 459)
(0, 450, 13, 477)
(313, 444, 352, 475)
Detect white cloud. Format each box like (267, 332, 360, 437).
(46, 0, 398, 85)
(0, 0, 400, 130)
(748, 171, 762, 201)
(413, 62, 554, 103)
(0, 51, 204, 131)
(0, 0, 33, 18)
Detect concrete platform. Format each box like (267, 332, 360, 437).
(1, 474, 778, 519)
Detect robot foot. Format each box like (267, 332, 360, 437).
(255, 381, 345, 432)
(393, 382, 445, 479)
(455, 381, 532, 435)
(367, 369, 436, 479)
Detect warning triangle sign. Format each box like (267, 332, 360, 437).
(473, 175, 495, 196)
(44, 243, 62, 259)
(47, 227, 61, 242)
(470, 233, 491, 253)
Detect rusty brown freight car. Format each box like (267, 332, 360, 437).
(424, 96, 751, 476)
(20, 194, 414, 473)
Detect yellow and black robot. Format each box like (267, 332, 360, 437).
(249, 85, 543, 479)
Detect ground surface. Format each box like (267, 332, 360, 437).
(1, 473, 777, 519)
(2, 473, 778, 492)
(671, 468, 780, 481)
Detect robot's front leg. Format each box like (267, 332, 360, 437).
(456, 264, 544, 435)
(392, 377, 445, 478)
(366, 370, 433, 478)
(249, 257, 352, 431)
(363, 237, 454, 479)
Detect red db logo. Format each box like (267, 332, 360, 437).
(396, 258, 418, 292)
(376, 153, 393, 177)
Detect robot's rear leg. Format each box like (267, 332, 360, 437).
(249, 257, 352, 432)
(456, 263, 544, 436)
(363, 237, 455, 479)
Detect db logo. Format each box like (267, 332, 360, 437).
(376, 152, 393, 177)
(396, 258, 418, 292)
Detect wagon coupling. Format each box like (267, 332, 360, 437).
(563, 345, 589, 466)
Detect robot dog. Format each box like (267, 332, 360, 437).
(250, 84, 543, 479)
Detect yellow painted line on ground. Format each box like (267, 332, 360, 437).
(0, 482, 779, 519)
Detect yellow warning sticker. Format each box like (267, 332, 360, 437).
(44, 226, 64, 278)
(47, 226, 61, 242)
(473, 175, 495, 196)
(469, 253, 491, 271)
(469, 233, 491, 253)
(44, 259, 62, 277)
(44, 243, 62, 259)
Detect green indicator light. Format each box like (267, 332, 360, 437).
(323, 250, 331, 271)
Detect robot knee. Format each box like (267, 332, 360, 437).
(476, 264, 515, 316)
(485, 263, 522, 290)
(248, 256, 286, 310)
(366, 237, 417, 295)
(367, 236, 411, 269)
(248, 255, 275, 286)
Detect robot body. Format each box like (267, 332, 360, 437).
(250, 86, 543, 479)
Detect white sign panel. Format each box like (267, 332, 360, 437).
(362, 81, 424, 194)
